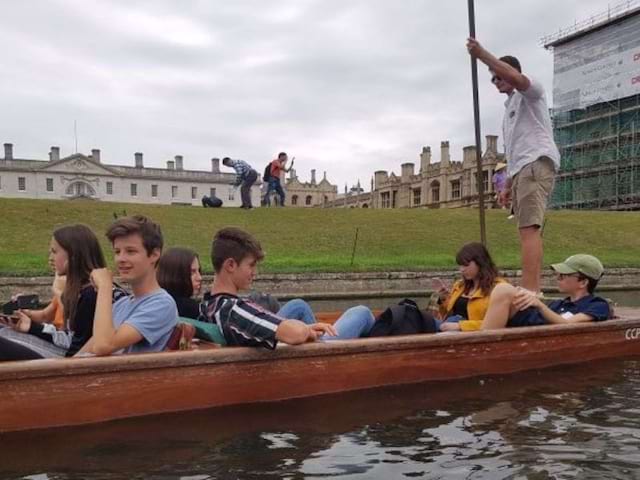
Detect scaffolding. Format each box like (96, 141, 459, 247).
(544, 3, 640, 210)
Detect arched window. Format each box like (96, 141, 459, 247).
(292, 195, 298, 206)
(323, 195, 328, 204)
(305, 195, 312, 205)
(65, 181, 96, 199)
(362, 203, 369, 208)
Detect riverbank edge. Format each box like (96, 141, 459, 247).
(3, 268, 639, 302)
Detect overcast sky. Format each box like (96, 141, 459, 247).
(1, 0, 618, 190)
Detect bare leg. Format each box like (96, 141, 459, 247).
(481, 283, 519, 330)
(519, 226, 543, 292)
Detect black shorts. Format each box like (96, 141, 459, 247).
(507, 307, 545, 328)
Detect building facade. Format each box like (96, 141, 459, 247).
(0, 143, 261, 207)
(331, 135, 503, 209)
(283, 169, 338, 207)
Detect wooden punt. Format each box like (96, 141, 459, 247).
(1, 307, 640, 433)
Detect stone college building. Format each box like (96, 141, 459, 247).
(0, 143, 261, 207)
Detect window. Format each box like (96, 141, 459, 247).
(305, 195, 312, 205)
(210, 187, 217, 197)
(172, 185, 178, 198)
(151, 184, 158, 197)
(323, 195, 328, 205)
(130, 183, 137, 197)
(412, 188, 421, 206)
(451, 180, 461, 200)
(430, 181, 440, 203)
(381, 192, 390, 208)
(191, 186, 197, 199)
(292, 195, 298, 206)
(46, 178, 54, 192)
(18, 177, 26, 191)
(106, 181, 113, 195)
(228, 188, 235, 201)
(475, 170, 489, 194)
(392, 190, 397, 208)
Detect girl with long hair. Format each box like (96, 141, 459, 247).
(157, 247, 203, 319)
(436, 242, 506, 332)
(0, 224, 125, 360)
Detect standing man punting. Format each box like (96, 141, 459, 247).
(467, 38, 560, 294)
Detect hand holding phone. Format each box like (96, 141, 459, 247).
(431, 277, 449, 295)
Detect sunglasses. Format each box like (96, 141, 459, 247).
(491, 75, 502, 85)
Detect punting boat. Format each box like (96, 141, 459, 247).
(1, 307, 640, 433)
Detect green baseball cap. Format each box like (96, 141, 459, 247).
(551, 254, 604, 280)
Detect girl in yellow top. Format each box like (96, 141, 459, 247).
(438, 242, 506, 332)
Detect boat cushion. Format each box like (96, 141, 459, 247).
(178, 317, 227, 346)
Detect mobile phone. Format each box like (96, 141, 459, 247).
(16, 294, 39, 310)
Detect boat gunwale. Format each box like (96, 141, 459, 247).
(1, 316, 639, 381)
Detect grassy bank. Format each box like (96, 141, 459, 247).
(1, 198, 638, 275)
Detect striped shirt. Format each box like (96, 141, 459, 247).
(199, 292, 282, 349)
(226, 159, 254, 186)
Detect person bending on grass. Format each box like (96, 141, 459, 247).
(198, 227, 340, 348)
(82, 215, 177, 356)
(480, 254, 610, 330)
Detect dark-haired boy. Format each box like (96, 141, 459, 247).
(467, 38, 560, 294)
(199, 227, 336, 348)
(84, 215, 177, 356)
(481, 254, 610, 330)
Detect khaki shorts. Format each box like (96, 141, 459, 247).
(511, 156, 556, 228)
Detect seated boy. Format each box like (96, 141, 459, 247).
(199, 227, 337, 348)
(481, 254, 610, 330)
(82, 215, 178, 356)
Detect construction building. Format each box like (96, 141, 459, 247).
(543, 2, 640, 210)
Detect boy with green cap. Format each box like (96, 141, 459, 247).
(480, 254, 610, 330)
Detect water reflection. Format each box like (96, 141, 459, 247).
(1, 360, 639, 479)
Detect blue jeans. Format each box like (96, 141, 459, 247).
(264, 178, 285, 206)
(277, 299, 375, 340)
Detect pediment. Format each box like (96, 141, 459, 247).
(40, 154, 121, 176)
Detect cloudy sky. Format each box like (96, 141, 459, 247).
(1, 0, 618, 189)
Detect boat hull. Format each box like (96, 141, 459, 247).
(1, 314, 640, 433)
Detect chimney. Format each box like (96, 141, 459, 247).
(135, 152, 144, 168)
(167, 160, 175, 170)
(440, 141, 450, 166)
(175, 155, 183, 171)
(374, 170, 389, 189)
(3, 143, 13, 160)
(311, 169, 316, 184)
(485, 135, 498, 154)
(463, 146, 477, 164)
(91, 149, 101, 163)
(401, 162, 415, 181)
(420, 146, 431, 173)
(323, 171, 327, 181)
(211, 157, 220, 173)
(49, 146, 60, 162)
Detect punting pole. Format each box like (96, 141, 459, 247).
(467, 0, 487, 245)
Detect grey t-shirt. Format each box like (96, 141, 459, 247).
(503, 77, 560, 178)
(112, 288, 177, 354)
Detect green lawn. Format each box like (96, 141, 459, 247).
(0, 198, 638, 275)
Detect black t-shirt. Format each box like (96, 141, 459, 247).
(172, 296, 200, 319)
(452, 296, 469, 319)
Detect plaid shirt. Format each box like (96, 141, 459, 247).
(199, 292, 283, 349)
(226, 159, 254, 186)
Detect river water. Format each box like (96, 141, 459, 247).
(1, 358, 639, 479)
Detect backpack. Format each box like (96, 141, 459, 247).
(262, 163, 272, 182)
(368, 299, 437, 337)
